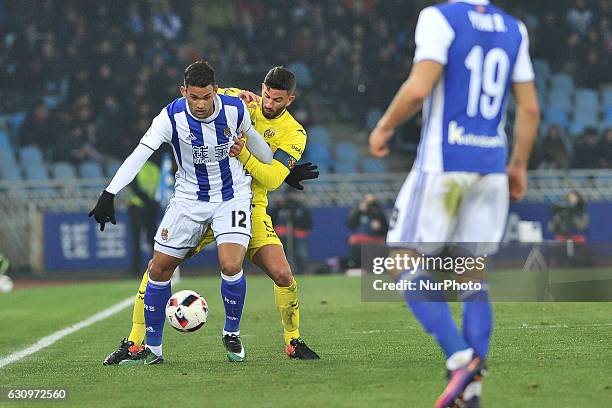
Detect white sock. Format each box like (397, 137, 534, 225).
(446, 348, 474, 371)
(463, 381, 482, 400)
(148, 277, 171, 286)
(221, 270, 243, 282)
(147, 344, 163, 357)
(223, 330, 240, 336)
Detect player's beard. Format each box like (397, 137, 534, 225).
(262, 105, 285, 119)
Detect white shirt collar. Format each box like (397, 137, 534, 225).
(185, 94, 221, 123)
(449, 0, 490, 5)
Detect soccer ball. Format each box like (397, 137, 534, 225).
(165, 290, 208, 332)
(0, 275, 13, 293)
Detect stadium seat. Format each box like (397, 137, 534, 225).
(569, 120, 588, 136)
(334, 142, 359, 162)
(18, 145, 44, 164)
(106, 159, 122, 178)
(549, 73, 574, 94)
(0, 151, 21, 182)
(24, 163, 49, 181)
(544, 107, 569, 128)
(303, 142, 333, 169)
(547, 89, 572, 112)
(532, 59, 551, 83)
(365, 108, 383, 131)
(0, 163, 21, 182)
(334, 162, 358, 174)
(51, 161, 78, 180)
(287, 61, 313, 88)
(7, 111, 27, 135)
(79, 161, 104, 178)
(308, 126, 330, 146)
(574, 88, 599, 114)
(602, 87, 612, 108)
(361, 158, 386, 173)
(0, 129, 12, 153)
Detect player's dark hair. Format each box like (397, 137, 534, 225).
(264, 66, 296, 95)
(184, 61, 216, 88)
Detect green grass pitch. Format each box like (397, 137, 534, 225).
(0, 275, 610, 407)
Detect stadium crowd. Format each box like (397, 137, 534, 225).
(0, 0, 610, 171)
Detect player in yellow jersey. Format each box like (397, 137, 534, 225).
(103, 67, 320, 364)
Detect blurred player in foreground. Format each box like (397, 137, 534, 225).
(103, 66, 320, 365)
(91, 61, 274, 364)
(369, 1, 539, 406)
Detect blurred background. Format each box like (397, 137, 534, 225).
(0, 0, 610, 282)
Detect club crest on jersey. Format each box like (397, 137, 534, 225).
(264, 128, 275, 139)
(161, 228, 169, 241)
(224, 127, 232, 138)
(287, 157, 296, 170)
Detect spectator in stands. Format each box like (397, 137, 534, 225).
(566, 0, 593, 35)
(598, 128, 612, 168)
(152, 0, 182, 41)
(346, 193, 388, 268)
(573, 127, 602, 168)
(269, 191, 313, 274)
(536, 124, 572, 169)
(19, 101, 51, 149)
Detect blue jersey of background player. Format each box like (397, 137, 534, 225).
(369, 1, 539, 407)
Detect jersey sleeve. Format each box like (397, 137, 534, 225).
(140, 108, 173, 151)
(234, 128, 306, 192)
(413, 6, 455, 65)
(512, 22, 535, 83)
(275, 127, 307, 165)
(237, 100, 253, 134)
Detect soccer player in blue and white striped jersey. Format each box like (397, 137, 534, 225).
(90, 61, 273, 364)
(369, 1, 539, 406)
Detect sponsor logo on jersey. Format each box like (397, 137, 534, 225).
(185, 132, 196, 141)
(290, 144, 303, 155)
(161, 228, 169, 241)
(264, 128, 275, 139)
(447, 121, 505, 148)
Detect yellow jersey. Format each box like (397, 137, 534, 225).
(220, 87, 307, 211)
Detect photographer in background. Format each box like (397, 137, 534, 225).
(548, 191, 592, 267)
(548, 191, 590, 241)
(346, 193, 388, 268)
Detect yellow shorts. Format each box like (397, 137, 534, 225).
(189, 207, 283, 263)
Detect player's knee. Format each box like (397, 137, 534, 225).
(220, 260, 243, 277)
(270, 265, 293, 287)
(147, 259, 173, 281)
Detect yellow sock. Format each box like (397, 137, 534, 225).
(127, 270, 148, 345)
(274, 278, 300, 345)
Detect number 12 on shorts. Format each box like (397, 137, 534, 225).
(232, 210, 247, 228)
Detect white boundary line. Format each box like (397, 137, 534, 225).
(0, 296, 133, 369)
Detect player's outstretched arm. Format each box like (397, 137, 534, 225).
(89, 144, 155, 230)
(508, 81, 540, 201)
(369, 60, 442, 157)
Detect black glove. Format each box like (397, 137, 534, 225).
(284, 162, 319, 190)
(88, 190, 116, 231)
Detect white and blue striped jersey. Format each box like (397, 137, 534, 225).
(413, 0, 534, 174)
(141, 94, 252, 202)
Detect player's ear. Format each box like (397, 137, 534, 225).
(286, 94, 296, 107)
(261, 83, 266, 95)
(180, 85, 187, 97)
